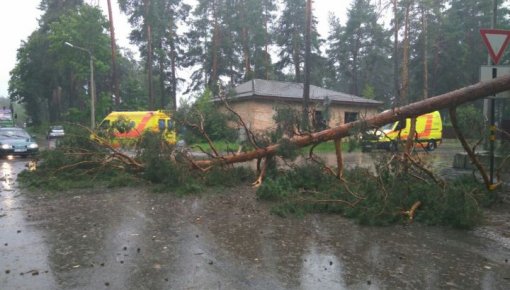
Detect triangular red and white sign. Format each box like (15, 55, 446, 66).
(480, 28, 510, 64)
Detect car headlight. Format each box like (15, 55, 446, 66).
(1, 144, 11, 150)
(28, 143, 38, 149)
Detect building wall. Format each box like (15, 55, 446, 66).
(220, 99, 380, 132)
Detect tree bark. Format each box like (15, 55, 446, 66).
(170, 38, 177, 110)
(302, 0, 312, 129)
(144, 0, 154, 110)
(422, 3, 429, 99)
(107, 0, 120, 109)
(211, 0, 220, 88)
(402, 1, 415, 154)
(393, 0, 400, 103)
(195, 74, 510, 167)
(334, 138, 343, 178)
(449, 107, 493, 189)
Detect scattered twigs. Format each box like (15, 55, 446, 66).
(188, 158, 213, 173)
(110, 151, 144, 170)
(308, 143, 336, 177)
(376, 174, 389, 210)
(495, 128, 510, 183)
(299, 198, 362, 208)
(402, 201, 422, 222)
(192, 144, 217, 159)
(410, 172, 431, 184)
(496, 154, 510, 183)
(53, 160, 102, 174)
(184, 112, 220, 157)
(471, 137, 484, 153)
(252, 156, 269, 187)
(449, 107, 492, 190)
(341, 179, 365, 200)
(404, 152, 445, 188)
(497, 127, 510, 139)
(218, 90, 260, 149)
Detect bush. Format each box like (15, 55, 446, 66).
(449, 104, 485, 140)
(256, 159, 492, 229)
(18, 125, 254, 195)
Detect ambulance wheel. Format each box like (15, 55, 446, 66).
(426, 140, 436, 151)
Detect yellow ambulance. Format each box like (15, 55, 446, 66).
(93, 110, 176, 147)
(361, 111, 443, 152)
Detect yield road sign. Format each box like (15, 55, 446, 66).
(480, 29, 510, 64)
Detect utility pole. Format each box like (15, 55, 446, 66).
(489, 0, 497, 185)
(65, 42, 96, 130)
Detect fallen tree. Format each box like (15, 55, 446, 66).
(196, 74, 510, 167)
(20, 75, 510, 228)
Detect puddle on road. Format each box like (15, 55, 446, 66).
(0, 159, 58, 290)
(1, 146, 510, 289)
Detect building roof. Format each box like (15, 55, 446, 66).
(226, 79, 382, 107)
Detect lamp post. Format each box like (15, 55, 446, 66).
(65, 42, 96, 129)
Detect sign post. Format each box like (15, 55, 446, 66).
(480, 28, 510, 187)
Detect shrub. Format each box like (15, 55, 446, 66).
(256, 160, 493, 229)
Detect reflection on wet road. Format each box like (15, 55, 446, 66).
(0, 145, 509, 289)
(0, 159, 58, 289)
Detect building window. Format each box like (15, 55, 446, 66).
(314, 110, 327, 130)
(344, 112, 358, 124)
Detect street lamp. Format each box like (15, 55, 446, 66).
(65, 42, 96, 130)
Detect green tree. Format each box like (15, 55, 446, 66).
(233, 0, 277, 81)
(430, 0, 509, 96)
(274, 0, 321, 83)
(38, 0, 84, 31)
(184, 0, 240, 94)
(9, 4, 113, 125)
(326, 0, 392, 101)
(119, 0, 190, 110)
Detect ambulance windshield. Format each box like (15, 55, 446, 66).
(381, 122, 395, 131)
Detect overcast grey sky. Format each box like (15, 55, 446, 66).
(0, 0, 352, 99)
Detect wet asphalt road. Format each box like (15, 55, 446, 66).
(1, 143, 510, 290)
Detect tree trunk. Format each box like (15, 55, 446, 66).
(401, 1, 415, 153)
(170, 38, 177, 110)
(107, 0, 120, 109)
(393, 0, 400, 103)
(352, 38, 360, 96)
(240, 0, 251, 79)
(144, 0, 154, 110)
(422, 3, 429, 99)
(400, 1, 411, 103)
(158, 43, 166, 108)
(211, 0, 220, 88)
(196, 74, 510, 167)
(292, 31, 301, 83)
(264, 3, 270, 80)
(302, 0, 312, 129)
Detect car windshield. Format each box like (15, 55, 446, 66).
(0, 129, 30, 139)
(51, 126, 64, 131)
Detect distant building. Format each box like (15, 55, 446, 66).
(216, 79, 382, 132)
(0, 106, 14, 127)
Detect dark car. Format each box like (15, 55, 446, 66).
(47, 125, 65, 139)
(0, 127, 39, 157)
